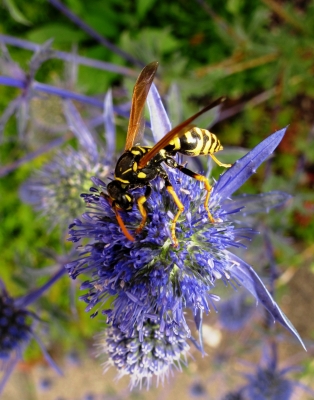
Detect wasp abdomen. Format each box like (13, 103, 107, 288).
(164, 127, 223, 157)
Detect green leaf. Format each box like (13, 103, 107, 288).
(26, 24, 87, 44)
(136, 0, 157, 19)
(3, 0, 31, 25)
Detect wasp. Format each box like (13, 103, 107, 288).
(103, 61, 231, 247)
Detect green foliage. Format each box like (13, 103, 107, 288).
(1, 0, 314, 395)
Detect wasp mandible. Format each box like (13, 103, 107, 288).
(103, 62, 231, 247)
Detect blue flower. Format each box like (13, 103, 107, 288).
(66, 83, 305, 387)
(242, 351, 314, 400)
(245, 366, 293, 400)
(67, 85, 304, 348)
(20, 96, 116, 230)
(0, 270, 64, 394)
(0, 284, 32, 360)
(218, 292, 255, 331)
(97, 319, 189, 389)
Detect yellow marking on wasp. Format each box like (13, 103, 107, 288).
(138, 172, 147, 179)
(210, 134, 218, 153)
(215, 138, 223, 152)
(158, 149, 166, 160)
(125, 194, 132, 202)
(169, 137, 181, 150)
(122, 168, 132, 175)
(137, 146, 146, 152)
(189, 128, 203, 155)
(115, 177, 130, 184)
(131, 150, 141, 155)
(184, 130, 194, 143)
(202, 130, 213, 155)
(133, 162, 138, 171)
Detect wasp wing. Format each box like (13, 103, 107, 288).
(138, 97, 226, 168)
(125, 61, 159, 151)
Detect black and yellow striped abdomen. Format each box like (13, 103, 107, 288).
(164, 127, 223, 157)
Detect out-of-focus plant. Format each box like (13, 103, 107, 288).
(1, 0, 314, 397)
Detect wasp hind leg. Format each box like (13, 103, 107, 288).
(135, 185, 152, 235)
(165, 159, 215, 224)
(210, 153, 232, 168)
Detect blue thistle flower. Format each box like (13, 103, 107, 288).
(97, 319, 189, 389)
(220, 392, 245, 400)
(0, 284, 32, 360)
(245, 366, 293, 400)
(20, 97, 116, 230)
(218, 292, 254, 331)
(0, 269, 64, 394)
(225, 343, 314, 400)
(67, 108, 303, 345)
(66, 84, 305, 386)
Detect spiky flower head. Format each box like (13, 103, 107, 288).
(245, 366, 293, 400)
(98, 319, 189, 389)
(0, 284, 31, 360)
(66, 84, 304, 386)
(20, 96, 116, 230)
(0, 269, 64, 394)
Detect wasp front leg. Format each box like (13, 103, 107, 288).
(135, 185, 152, 235)
(165, 158, 215, 224)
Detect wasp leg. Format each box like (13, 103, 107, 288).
(158, 169, 184, 247)
(100, 192, 135, 241)
(135, 185, 152, 235)
(210, 153, 232, 168)
(165, 159, 215, 223)
(114, 206, 135, 241)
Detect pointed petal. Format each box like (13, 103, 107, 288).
(63, 100, 98, 162)
(213, 128, 287, 199)
(222, 191, 292, 215)
(227, 252, 306, 350)
(103, 89, 116, 156)
(193, 308, 205, 355)
(0, 96, 21, 141)
(29, 39, 54, 79)
(147, 83, 171, 142)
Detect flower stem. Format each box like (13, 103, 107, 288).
(48, 0, 144, 67)
(0, 34, 137, 77)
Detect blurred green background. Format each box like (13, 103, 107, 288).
(1, 0, 314, 398)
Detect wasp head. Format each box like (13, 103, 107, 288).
(107, 180, 134, 211)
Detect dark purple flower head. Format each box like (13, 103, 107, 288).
(0, 285, 31, 360)
(0, 270, 64, 394)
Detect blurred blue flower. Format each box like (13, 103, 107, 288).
(0, 269, 64, 394)
(242, 346, 313, 400)
(218, 292, 255, 331)
(98, 319, 189, 389)
(0, 283, 32, 360)
(220, 392, 245, 400)
(20, 96, 116, 231)
(245, 365, 293, 400)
